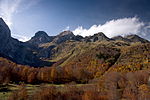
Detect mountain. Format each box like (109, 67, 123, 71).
(0, 18, 149, 67)
(85, 32, 110, 42)
(0, 18, 150, 100)
(52, 31, 76, 44)
(0, 18, 53, 67)
(111, 34, 149, 43)
(111, 36, 131, 42)
(0, 18, 11, 52)
(26, 31, 79, 59)
(27, 31, 83, 47)
(27, 31, 55, 46)
(125, 34, 149, 43)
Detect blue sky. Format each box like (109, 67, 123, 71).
(0, 0, 150, 41)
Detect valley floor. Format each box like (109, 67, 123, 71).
(0, 83, 97, 100)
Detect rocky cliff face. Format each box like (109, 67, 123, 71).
(0, 18, 11, 52)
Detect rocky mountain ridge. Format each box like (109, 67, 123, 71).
(28, 30, 149, 47)
(0, 18, 149, 67)
(0, 18, 53, 67)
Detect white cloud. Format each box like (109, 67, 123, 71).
(0, 0, 41, 42)
(0, 0, 41, 27)
(73, 17, 149, 39)
(0, 0, 22, 27)
(12, 34, 30, 42)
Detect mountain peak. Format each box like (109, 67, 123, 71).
(94, 32, 109, 38)
(0, 18, 6, 25)
(111, 35, 131, 42)
(0, 18, 5, 25)
(125, 34, 149, 43)
(112, 35, 124, 39)
(111, 34, 149, 43)
(0, 18, 10, 32)
(34, 31, 49, 37)
(85, 32, 110, 42)
(125, 34, 140, 39)
(53, 31, 75, 44)
(58, 31, 74, 36)
(27, 31, 54, 45)
(94, 32, 106, 36)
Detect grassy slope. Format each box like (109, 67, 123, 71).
(48, 41, 150, 73)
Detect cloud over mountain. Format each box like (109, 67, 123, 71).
(73, 17, 150, 40)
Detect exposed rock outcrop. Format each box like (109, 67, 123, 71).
(27, 31, 55, 46)
(85, 32, 110, 42)
(52, 31, 76, 44)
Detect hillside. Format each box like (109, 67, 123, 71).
(0, 18, 150, 100)
(0, 42, 150, 100)
(0, 17, 150, 83)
